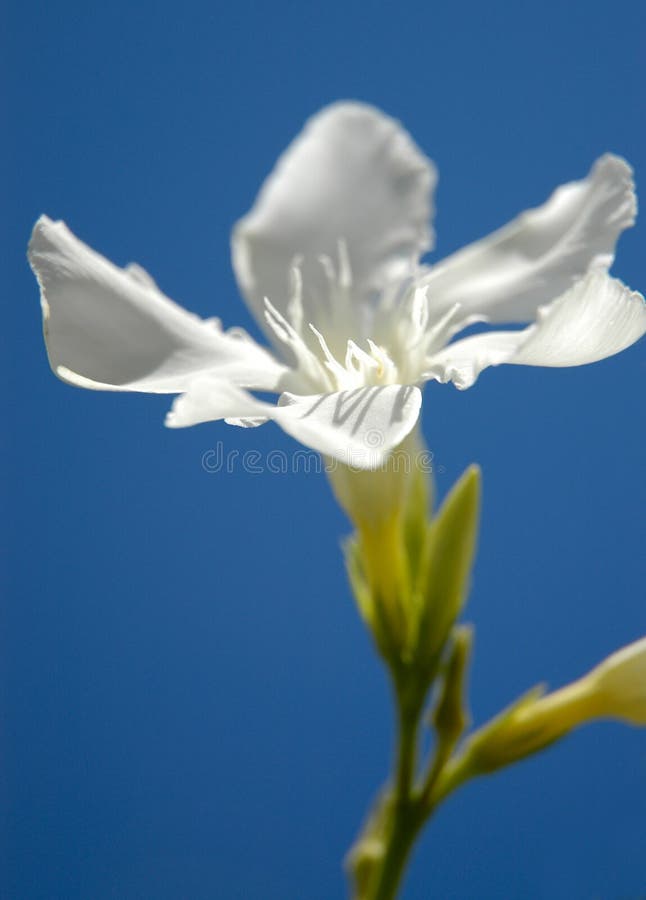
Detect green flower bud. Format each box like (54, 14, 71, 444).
(433, 625, 473, 748)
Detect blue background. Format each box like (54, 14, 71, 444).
(3, 1, 645, 897)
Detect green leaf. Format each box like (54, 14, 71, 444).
(414, 465, 481, 670)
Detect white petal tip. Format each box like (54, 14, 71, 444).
(29, 215, 64, 258)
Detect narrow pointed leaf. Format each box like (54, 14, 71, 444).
(414, 465, 481, 668)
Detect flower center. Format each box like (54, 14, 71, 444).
(262, 240, 471, 394)
(264, 292, 399, 393)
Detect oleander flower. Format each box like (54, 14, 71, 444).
(29, 102, 646, 469)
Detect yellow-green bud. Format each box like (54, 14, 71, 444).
(463, 635, 646, 773)
(433, 625, 473, 747)
(337, 430, 435, 662)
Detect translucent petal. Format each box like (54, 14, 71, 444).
(232, 102, 436, 344)
(29, 216, 286, 393)
(423, 154, 636, 322)
(426, 271, 646, 389)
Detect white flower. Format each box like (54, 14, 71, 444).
(28, 103, 646, 469)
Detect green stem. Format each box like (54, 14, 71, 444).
(370, 802, 424, 900)
(353, 684, 476, 900)
(362, 680, 426, 900)
(394, 691, 419, 799)
(424, 749, 475, 811)
(369, 752, 476, 900)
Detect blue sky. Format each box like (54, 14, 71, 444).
(4, 0, 645, 897)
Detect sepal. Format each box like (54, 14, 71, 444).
(412, 466, 480, 671)
(459, 685, 551, 773)
(432, 625, 473, 749)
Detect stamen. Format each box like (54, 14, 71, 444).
(309, 323, 348, 383)
(286, 260, 304, 333)
(367, 340, 397, 381)
(337, 238, 353, 290)
(317, 253, 336, 286)
(263, 297, 292, 344)
(345, 340, 379, 374)
(263, 297, 333, 391)
(398, 286, 432, 352)
(411, 286, 430, 333)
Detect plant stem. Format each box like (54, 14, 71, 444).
(393, 690, 418, 799)
(361, 681, 426, 900)
(351, 674, 475, 900)
(370, 802, 423, 900)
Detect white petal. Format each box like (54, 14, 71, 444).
(426, 271, 646, 389)
(424, 331, 525, 390)
(166, 379, 422, 469)
(165, 379, 272, 427)
(423, 154, 636, 322)
(232, 102, 436, 338)
(29, 216, 287, 393)
(510, 271, 646, 366)
(274, 385, 422, 467)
